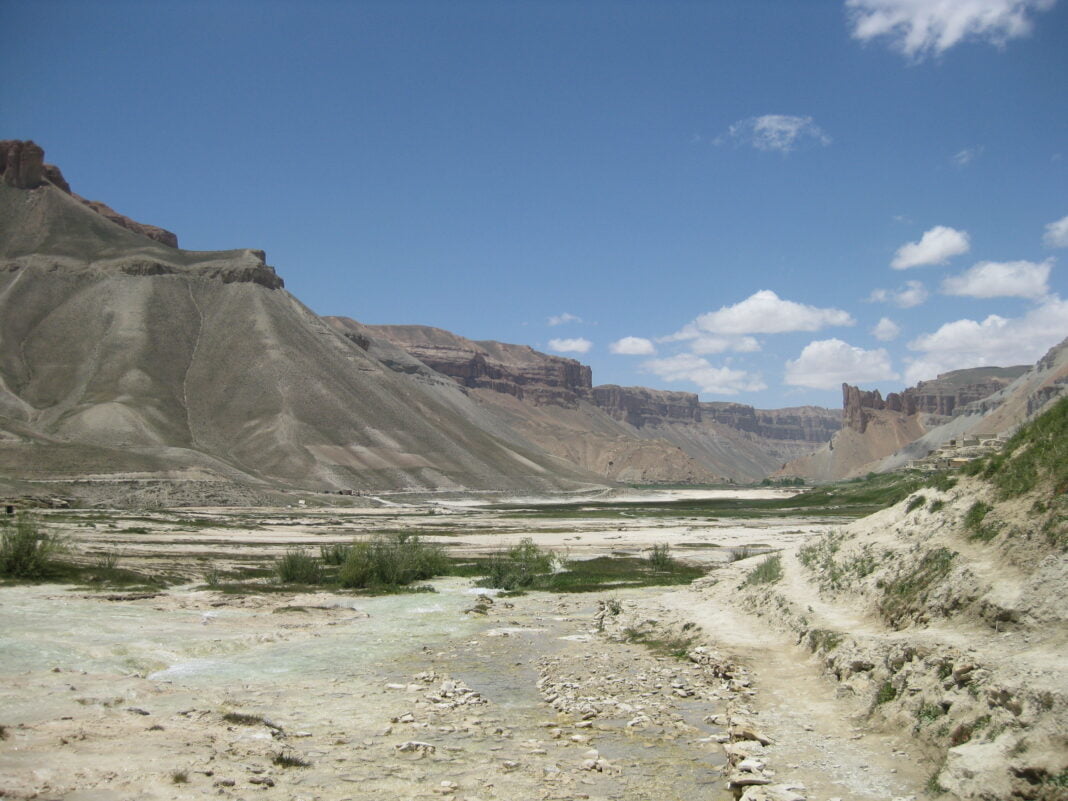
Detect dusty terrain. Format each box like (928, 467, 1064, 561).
(0, 490, 947, 801)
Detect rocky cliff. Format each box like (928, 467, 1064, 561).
(363, 325, 593, 407)
(702, 402, 841, 443)
(841, 366, 1028, 434)
(592, 385, 702, 427)
(1, 139, 179, 247)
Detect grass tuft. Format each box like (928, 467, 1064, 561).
(743, 554, 783, 586)
(272, 751, 309, 768)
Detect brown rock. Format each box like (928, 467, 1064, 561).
(0, 139, 45, 188)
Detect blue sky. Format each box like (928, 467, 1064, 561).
(4, 0, 1067, 409)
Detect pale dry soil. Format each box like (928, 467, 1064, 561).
(0, 494, 936, 800)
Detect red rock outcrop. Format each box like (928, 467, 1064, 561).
(1, 139, 178, 247)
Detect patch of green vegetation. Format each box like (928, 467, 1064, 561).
(319, 543, 351, 565)
(917, 703, 946, 724)
(494, 472, 925, 522)
(275, 549, 323, 584)
(338, 533, 447, 590)
(875, 681, 897, 705)
(477, 537, 556, 591)
(646, 543, 676, 571)
(878, 547, 956, 627)
(1042, 769, 1068, 788)
(980, 397, 1068, 498)
(807, 628, 844, 652)
(906, 495, 927, 513)
(926, 769, 948, 795)
(964, 501, 998, 541)
(0, 514, 65, 579)
(170, 770, 188, 784)
(928, 498, 946, 513)
(925, 472, 958, 492)
(743, 554, 783, 586)
(272, 605, 309, 614)
(621, 625, 697, 660)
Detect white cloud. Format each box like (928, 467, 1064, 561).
(868, 279, 930, 308)
(1044, 215, 1068, 248)
(892, 226, 971, 269)
(847, 0, 1056, 60)
(784, 339, 899, 390)
(952, 146, 984, 167)
(642, 353, 767, 396)
(548, 337, 592, 354)
(676, 290, 854, 336)
(904, 295, 1068, 383)
(547, 312, 582, 326)
(721, 115, 831, 153)
(941, 259, 1052, 299)
(690, 335, 761, 355)
(609, 336, 656, 356)
(872, 317, 902, 341)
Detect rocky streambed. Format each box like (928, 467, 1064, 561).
(0, 580, 747, 801)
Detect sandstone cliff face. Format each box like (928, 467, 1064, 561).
(702, 402, 840, 443)
(592, 385, 702, 427)
(364, 325, 593, 407)
(1, 139, 178, 247)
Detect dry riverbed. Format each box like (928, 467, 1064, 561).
(0, 494, 938, 800)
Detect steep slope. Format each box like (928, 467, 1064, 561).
(356, 323, 841, 482)
(0, 142, 603, 496)
(727, 398, 1068, 800)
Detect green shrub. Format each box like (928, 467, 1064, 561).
(875, 681, 897, 705)
(906, 495, 926, 513)
(319, 543, 351, 565)
(275, 549, 323, 584)
(479, 537, 555, 591)
(964, 501, 998, 541)
(646, 543, 676, 571)
(337, 533, 446, 589)
(743, 554, 783, 586)
(0, 514, 64, 579)
(928, 498, 946, 513)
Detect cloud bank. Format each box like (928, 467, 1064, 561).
(679, 290, 854, 336)
(941, 259, 1052, 299)
(642, 353, 766, 395)
(1045, 215, 1068, 248)
(904, 295, 1068, 383)
(868, 279, 930, 308)
(785, 338, 898, 389)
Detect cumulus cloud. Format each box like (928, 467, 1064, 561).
(872, 317, 902, 341)
(868, 279, 930, 308)
(892, 226, 971, 269)
(609, 336, 656, 356)
(847, 0, 1056, 60)
(548, 337, 592, 354)
(941, 259, 1052, 299)
(1044, 215, 1068, 248)
(673, 290, 854, 337)
(784, 339, 899, 390)
(720, 115, 831, 153)
(952, 146, 984, 167)
(642, 353, 766, 396)
(690, 335, 761, 355)
(547, 312, 582, 326)
(904, 295, 1068, 383)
